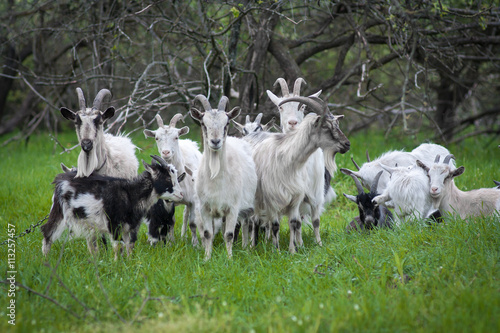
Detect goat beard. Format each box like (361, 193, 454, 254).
(323, 148, 338, 176)
(208, 149, 221, 180)
(76, 149, 99, 177)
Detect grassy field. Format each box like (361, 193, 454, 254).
(0, 127, 499, 332)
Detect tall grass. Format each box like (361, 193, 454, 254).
(0, 129, 498, 332)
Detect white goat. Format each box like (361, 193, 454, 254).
(347, 143, 452, 197)
(267, 78, 337, 243)
(144, 113, 202, 245)
(372, 163, 436, 222)
(416, 155, 500, 219)
(251, 96, 350, 253)
(60, 88, 138, 179)
(190, 95, 257, 260)
(232, 113, 276, 136)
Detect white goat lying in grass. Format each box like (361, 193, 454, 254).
(416, 154, 500, 219)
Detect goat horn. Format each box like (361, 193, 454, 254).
(293, 78, 306, 96)
(274, 78, 290, 97)
(150, 155, 169, 168)
(92, 89, 112, 111)
(365, 150, 371, 162)
(245, 115, 251, 124)
(371, 171, 383, 195)
(169, 113, 185, 127)
(218, 96, 229, 111)
(76, 88, 86, 111)
(341, 168, 364, 195)
(194, 94, 213, 111)
(443, 154, 455, 164)
(434, 154, 441, 163)
(155, 114, 164, 128)
(351, 157, 361, 171)
(278, 96, 327, 117)
(255, 113, 263, 124)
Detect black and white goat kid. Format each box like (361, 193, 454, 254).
(341, 169, 393, 232)
(41, 155, 185, 259)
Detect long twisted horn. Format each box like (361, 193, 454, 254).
(278, 96, 328, 116)
(169, 113, 185, 128)
(218, 96, 229, 111)
(155, 114, 164, 128)
(194, 94, 213, 111)
(76, 87, 86, 111)
(443, 154, 455, 165)
(341, 168, 364, 195)
(92, 89, 112, 111)
(293, 78, 306, 96)
(370, 171, 383, 195)
(274, 78, 290, 97)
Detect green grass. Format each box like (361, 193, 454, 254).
(0, 129, 499, 332)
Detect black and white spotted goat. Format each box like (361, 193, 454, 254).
(41, 156, 185, 259)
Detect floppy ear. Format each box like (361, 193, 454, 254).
(451, 166, 465, 178)
(144, 129, 156, 138)
(102, 107, 115, 121)
(60, 107, 76, 121)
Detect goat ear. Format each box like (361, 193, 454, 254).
(179, 126, 190, 136)
(451, 166, 465, 178)
(144, 129, 156, 138)
(343, 193, 357, 203)
(184, 165, 194, 177)
(263, 117, 276, 131)
(232, 120, 245, 133)
(226, 106, 240, 120)
(142, 160, 153, 174)
(102, 107, 115, 121)
(266, 90, 281, 106)
(416, 160, 429, 173)
(189, 108, 204, 123)
(177, 172, 186, 183)
(60, 107, 76, 121)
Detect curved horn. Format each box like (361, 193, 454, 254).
(274, 78, 290, 97)
(365, 150, 371, 162)
(76, 87, 86, 111)
(351, 157, 361, 171)
(341, 168, 364, 195)
(169, 113, 184, 128)
(92, 89, 112, 111)
(218, 96, 229, 111)
(155, 114, 164, 128)
(370, 171, 383, 195)
(293, 78, 306, 96)
(443, 154, 455, 165)
(194, 94, 213, 111)
(278, 96, 327, 116)
(434, 154, 441, 163)
(150, 154, 169, 168)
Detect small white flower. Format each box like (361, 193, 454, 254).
(158, 312, 164, 318)
(291, 316, 297, 322)
(222, 301, 228, 307)
(354, 304, 360, 311)
(319, 303, 324, 309)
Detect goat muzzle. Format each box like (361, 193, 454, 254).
(81, 139, 93, 152)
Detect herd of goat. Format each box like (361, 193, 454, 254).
(40, 78, 500, 260)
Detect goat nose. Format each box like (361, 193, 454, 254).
(162, 150, 171, 157)
(81, 139, 93, 152)
(211, 139, 221, 146)
(431, 187, 438, 193)
(288, 120, 298, 126)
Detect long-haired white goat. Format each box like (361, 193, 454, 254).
(60, 88, 138, 179)
(250, 96, 350, 253)
(190, 95, 257, 260)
